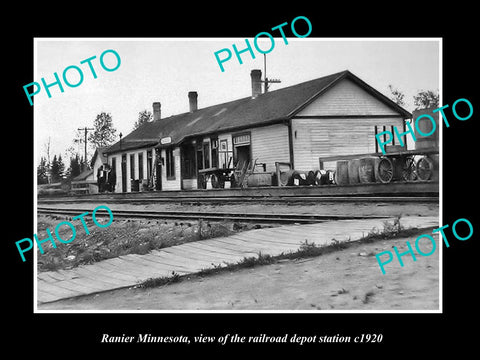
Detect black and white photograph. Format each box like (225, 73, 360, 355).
(6, 6, 478, 354)
(32, 38, 441, 312)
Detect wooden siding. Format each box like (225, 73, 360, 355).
(161, 147, 181, 191)
(292, 117, 405, 171)
(296, 78, 399, 117)
(251, 124, 290, 172)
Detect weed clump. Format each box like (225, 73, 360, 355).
(139, 271, 182, 288)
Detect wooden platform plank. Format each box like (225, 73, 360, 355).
(211, 235, 300, 252)
(135, 254, 194, 273)
(37, 272, 65, 283)
(90, 260, 149, 280)
(42, 279, 94, 295)
(99, 257, 158, 276)
(70, 266, 133, 286)
(87, 262, 142, 281)
(175, 244, 246, 263)
(157, 248, 221, 267)
(37, 290, 62, 303)
(39, 271, 69, 282)
(162, 247, 237, 263)
(180, 241, 258, 257)
(115, 254, 173, 273)
(126, 254, 187, 270)
(238, 230, 307, 245)
(37, 286, 82, 302)
(203, 238, 269, 253)
(230, 234, 303, 252)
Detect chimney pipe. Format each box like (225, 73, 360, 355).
(250, 69, 262, 99)
(153, 102, 161, 121)
(188, 91, 198, 112)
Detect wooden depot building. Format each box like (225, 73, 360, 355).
(103, 69, 411, 192)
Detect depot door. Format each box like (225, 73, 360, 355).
(233, 133, 251, 169)
(155, 155, 162, 190)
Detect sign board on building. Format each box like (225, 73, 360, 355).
(160, 136, 172, 145)
(233, 134, 250, 146)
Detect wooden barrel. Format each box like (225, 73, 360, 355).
(373, 157, 382, 183)
(314, 170, 328, 185)
(306, 170, 316, 185)
(358, 157, 376, 183)
(291, 171, 309, 186)
(335, 160, 349, 185)
(347, 159, 360, 184)
(280, 170, 295, 186)
(326, 170, 335, 184)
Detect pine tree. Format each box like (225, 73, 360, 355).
(67, 154, 81, 180)
(58, 155, 65, 179)
(37, 156, 49, 184)
(50, 154, 65, 183)
(133, 110, 153, 130)
(50, 155, 60, 183)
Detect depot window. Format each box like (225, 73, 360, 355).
(130, 154, 135, 179)
(138, 152, 143, 180)
(166, 148, 175, 180)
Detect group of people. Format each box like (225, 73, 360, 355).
(97, 165, 116, 192)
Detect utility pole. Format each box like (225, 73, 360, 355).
(78, 127, 94, 170)
(262, 53, 281, 93)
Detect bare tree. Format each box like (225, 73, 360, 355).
(43, 136, 52, 166)
(387, 84, 406, 107)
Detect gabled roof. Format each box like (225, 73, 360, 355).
(105, 70, 411, 154)
(91, 146, 109, 166)
(72, 169, 93, 181)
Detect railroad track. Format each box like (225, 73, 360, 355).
(38, 195, 438, 204)
(38, 181, 439, 205)
(37, 207, 389, 224)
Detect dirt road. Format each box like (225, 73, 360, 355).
(38, 228, 440, 311)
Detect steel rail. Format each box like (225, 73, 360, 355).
(37, 207, 389, 224)
(37, 195, 438, 204)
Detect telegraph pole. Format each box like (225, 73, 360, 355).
(78, 127, 94, 170)
(262, 53, 281, 93)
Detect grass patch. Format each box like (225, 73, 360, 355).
(139, 271, 182, 288)
(361, 215, 411, 242)
(36, 216, 274, 272)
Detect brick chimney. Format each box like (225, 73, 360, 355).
(250, 69, 262, 99)
(153, 102, 161, 121)
(188, 91, 198, 112)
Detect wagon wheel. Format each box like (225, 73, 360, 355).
(401, 156, 417, 181)
(416, 156, 434, 181)
(198, 174, 206, 189)
(377, 157, 394, 183)
(211, 173, 222, 188)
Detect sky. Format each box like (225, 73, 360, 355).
(34, 38, 440, 164)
